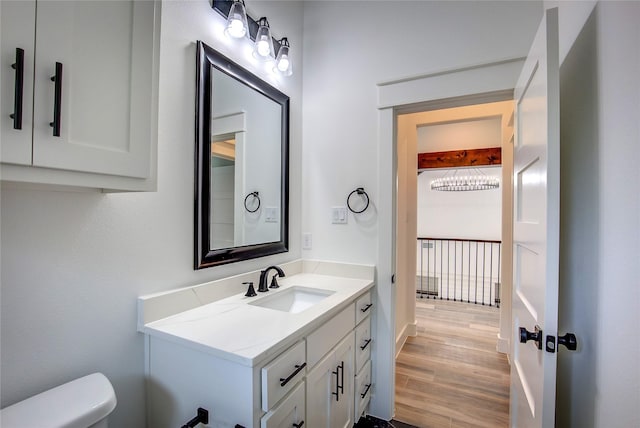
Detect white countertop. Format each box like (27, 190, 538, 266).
(141, 273, 374, 367)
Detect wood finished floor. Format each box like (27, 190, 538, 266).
(394, 298, 510, 428)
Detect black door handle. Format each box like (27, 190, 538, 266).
(558, 333, 577, 351)
(10, 48, 25, 130)
(49, 62, 63, 137)
(292, 421, 304, 428)
(545, 332, 578, 353)
(519, 325, 543, 350)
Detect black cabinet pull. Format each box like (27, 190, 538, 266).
(279, 362, 306, 387)
(10, 48, 24, 130)
(49, 62, 62, 137)
(361, 383, 372, 399)
(331, 362, 344, 402)
(360, 303, 373, 313)
(360, 338, 372, 351)
(292, 421, 304, 428)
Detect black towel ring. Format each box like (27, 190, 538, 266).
(244, 191, 260, 213)
(347, 187, 369, 214)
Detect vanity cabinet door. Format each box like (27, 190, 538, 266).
(333, 332, 355, 428)
(306, 331, 355, 428)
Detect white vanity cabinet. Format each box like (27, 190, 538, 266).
(140, 267, 375, 428)
(1, 0, 159, 191)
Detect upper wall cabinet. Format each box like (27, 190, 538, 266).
(0, 0, 159, 191)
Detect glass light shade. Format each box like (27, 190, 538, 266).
(274, 38, 292, 76)
(224, 1, 248, 39)
(253, 18, 275, 60)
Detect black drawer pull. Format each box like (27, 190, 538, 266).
(360, 303, 373, 313)
(10, 48, 24, 130)
(361, 383, 372, 399)
(360, 338, 372, 350)
(49, 62, 62, 137)
(292, 421, 304, 428)
(279, 362, 306, 387)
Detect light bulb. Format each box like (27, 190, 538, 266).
(277, 55, 290, 72)
(256, 37, 271, 57)
(227, 17, 246, 38)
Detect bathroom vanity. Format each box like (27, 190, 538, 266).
(138, 260, 374, 427)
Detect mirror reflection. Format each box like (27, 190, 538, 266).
(195, 40, 289, 269)
(210, 67, 282, 250)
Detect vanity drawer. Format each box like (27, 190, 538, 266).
(354, 360, 372, 420)
(355, 292, 373, 325)
(261, 341, 306, 412)
(354, 316, 372, 373)
(306, 304, 355, 369)
(261, 381, 305, 428)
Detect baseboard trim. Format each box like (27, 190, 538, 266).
(496, 335, 510, 355)
(395, 321, 417, 358)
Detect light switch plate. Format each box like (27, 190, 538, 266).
(331, 206, 348, 224)
(265, 207, 278, 223)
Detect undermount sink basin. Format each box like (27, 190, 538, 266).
(248, 286, 335, 314)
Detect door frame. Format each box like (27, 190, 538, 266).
(370, 57, 525, 420)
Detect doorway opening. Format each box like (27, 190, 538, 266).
(393, 100, 514, 427)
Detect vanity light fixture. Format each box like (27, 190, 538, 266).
(223, 0, 248, 39)
(212, 0, 293, 76)
(253, 17, 275, 59)
(274, 37, 292, 76)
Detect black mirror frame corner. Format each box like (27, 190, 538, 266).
(194, 40, 290, 269)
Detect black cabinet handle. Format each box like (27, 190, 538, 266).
(361, 383, 372, 399)
(10, 48, 24, 130)
(361, 303, 373, 313)
(49, 62, 62, 137)
(279, 362, 306, 387)
(292, 421, 304, 428)
(331, 362, 344, 401)
(360, 338, 372, 351)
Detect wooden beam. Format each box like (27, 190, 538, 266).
(418, 147, 502, 169)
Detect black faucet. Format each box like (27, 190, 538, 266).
(258, 266, 285, 292)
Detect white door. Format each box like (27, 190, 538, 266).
(511, 7, 560, 428)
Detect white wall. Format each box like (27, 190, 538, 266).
(555, 1, 640, 427)
(417, 168, 502, 240)
(302, 0, 542, 419)
(0, 1, 303, 426)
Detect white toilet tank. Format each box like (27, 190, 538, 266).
(0, 373, 117, 428)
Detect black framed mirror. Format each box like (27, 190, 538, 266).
(195, 40, 289, 269)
